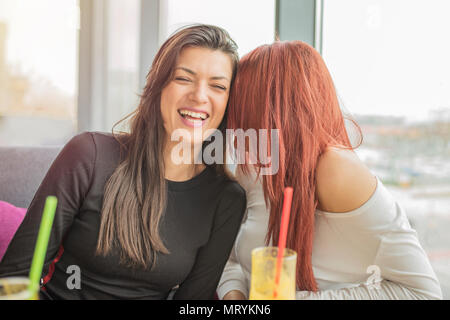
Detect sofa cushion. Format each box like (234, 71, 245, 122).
(0, 146, 61, 208)
(0, 201, 26, 262)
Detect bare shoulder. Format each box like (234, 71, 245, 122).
(315, 147, 377, 213)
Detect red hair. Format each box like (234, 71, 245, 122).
(227, 41, 361, 291)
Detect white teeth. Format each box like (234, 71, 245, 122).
(179, 109, 208, 120)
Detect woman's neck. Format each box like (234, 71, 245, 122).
(163, 140, 206, 182)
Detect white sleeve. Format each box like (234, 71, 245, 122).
(216, 238, 249, 299)
(296, 279, 441, 300)
(371, 202, 443, 299)
(299, 181, 443, 300)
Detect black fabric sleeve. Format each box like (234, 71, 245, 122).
(0, 132, 95, 278)
(173, 182, 247, 300)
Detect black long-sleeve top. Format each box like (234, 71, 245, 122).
(0, 132, 246, 300)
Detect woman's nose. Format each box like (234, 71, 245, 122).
(190, 82, 208, 104)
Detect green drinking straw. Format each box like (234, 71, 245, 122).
(28, 196, 58, 295)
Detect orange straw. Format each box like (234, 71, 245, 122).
(273, 187, 293, 299)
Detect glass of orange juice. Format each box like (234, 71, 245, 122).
(0, 277, 39, 300)
(249, 246, 297, 300)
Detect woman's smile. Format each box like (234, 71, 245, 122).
(177, 108, 210, 128)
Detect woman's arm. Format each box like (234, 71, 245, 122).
(173, 183, 247, 300)
(0, 132, 95, 280)
(296, 279, 439, 300)
(310, 147, 442, 300)
(217, 238, 248, 300)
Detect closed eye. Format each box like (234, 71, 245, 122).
(212, 84, 227, 91)
(175, 77, 191, 82)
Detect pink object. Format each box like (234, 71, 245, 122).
(0, 201, 27, 262)
(273, 187, 293, 298)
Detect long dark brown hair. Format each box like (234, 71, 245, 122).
(227, 41, 362, 291)
(96, 24, 239, 269)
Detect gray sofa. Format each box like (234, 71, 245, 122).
(0, 146, 62, 208)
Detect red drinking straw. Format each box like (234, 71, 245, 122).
(273, 187, 293, 299)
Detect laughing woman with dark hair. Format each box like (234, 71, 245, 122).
(219, 41, 442, 300)
(0, 24, 246, 300)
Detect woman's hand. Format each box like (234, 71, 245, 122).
(222, 290, 246, 300)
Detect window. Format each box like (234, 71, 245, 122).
(322, 0, 450, 297)
(0, 0, 79, 146)
(104, 0, 140, 132)
(78, 0, 140, 134)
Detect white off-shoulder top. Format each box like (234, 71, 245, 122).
(217, 167, 443, 300)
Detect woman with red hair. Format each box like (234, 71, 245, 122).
(217, 41, 442, 299)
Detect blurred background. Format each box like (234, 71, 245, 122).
(0, 0, 448, 298)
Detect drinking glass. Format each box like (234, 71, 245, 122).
(0, 277, 39, 300)
(249, 246, 297, 300)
